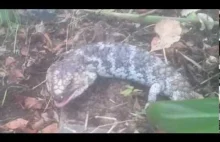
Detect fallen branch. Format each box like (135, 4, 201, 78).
(83, 9, 218, 26)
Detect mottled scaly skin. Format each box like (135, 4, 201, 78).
(46, 42, 203, 107)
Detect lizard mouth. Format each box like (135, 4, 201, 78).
(54, 93, 75, 108)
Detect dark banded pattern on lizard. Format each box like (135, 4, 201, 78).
(46, 42, 204, 108)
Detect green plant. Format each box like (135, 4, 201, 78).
(145, 97, 218, 133)
(120, 85, 142, 97)
(0, 9, 20, 32)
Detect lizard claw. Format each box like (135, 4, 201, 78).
(144, 102, 151, 110)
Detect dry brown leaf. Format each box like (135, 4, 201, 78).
(3, 118, 28, 130)
(41, 123, 58, 133)
(155, 19, 182, 38)
(152, 19, 182, 51)
(20, 46, 29, 56)
(150, 36, 162, 51)
(14, 69, 24, 78)
(5, 57, 16, 67)
(8, 68, 25, 83)
(24, 97, 43, 109)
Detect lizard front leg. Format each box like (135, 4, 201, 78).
(145, 83, 163, 109)
(147, 83, 163, 102)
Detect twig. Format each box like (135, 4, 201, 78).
(43, 94, 52, 112)
(90, 119, 135, 133)
(200, 73, 220, 85)
(177, 51, 203, 70)
(110, 102, 128, 109)
(84, 112, 89, 131)
(1, 88, 8, 107)
(83, 9, 218, 26)
(162, 48, 168, 64)
(94, 116, 117, 121)
(120, 33, 130, 43)
(129, 112, 145, 119)
(13, 24, 19, 54)
(107, 122, 117, 133)
(65, 24, 70, 52)
(139, 9, 158, 17)
(143, 24, 155, 31)
(109, 99, 116, 104)
(32, 80, 46, 90)
(63, 126, 77, 133)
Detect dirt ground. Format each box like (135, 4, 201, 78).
(0, 9, 218, 133)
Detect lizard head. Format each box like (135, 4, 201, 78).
(46, 61, 97, 108)
(46, 63, 80, 108)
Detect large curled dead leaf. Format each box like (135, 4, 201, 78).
(152, 19, 182, 51)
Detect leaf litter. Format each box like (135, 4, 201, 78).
(0, 9, 218, 133)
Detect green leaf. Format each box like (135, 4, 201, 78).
(145, 98, 219, 133)
(120, 87, 133, 96)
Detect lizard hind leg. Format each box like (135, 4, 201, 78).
(147, 83, 163, 103)
(54, 71, 97, 108)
